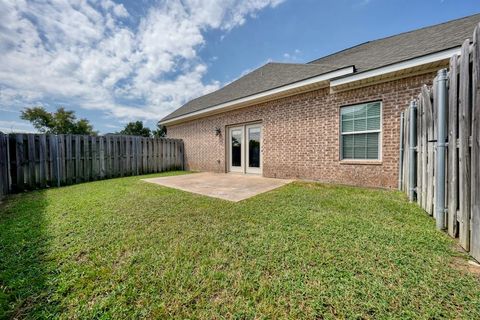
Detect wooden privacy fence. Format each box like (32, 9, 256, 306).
(0, 133, 184, 198)
(399, 23, 480, 261)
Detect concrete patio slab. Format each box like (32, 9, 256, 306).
(143, 172, 293, 202)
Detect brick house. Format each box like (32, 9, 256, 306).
(160, 14, 479, 189)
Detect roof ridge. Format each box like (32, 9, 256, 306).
(308, 12, 480, 64)
(266, 62, 328, 66)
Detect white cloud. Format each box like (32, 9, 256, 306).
(282, 48, 302, 61)
(0, 0, 284, 122)
(354, 0, 372, 7)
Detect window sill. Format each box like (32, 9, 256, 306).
(339, 160, 383, 165)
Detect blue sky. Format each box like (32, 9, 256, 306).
(0, 0, 479, 134)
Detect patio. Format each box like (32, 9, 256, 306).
(142, 172, 292, 201)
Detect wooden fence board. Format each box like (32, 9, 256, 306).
(447, 55, 459, 237)
(51, 135, 59, 187)
(106, 135, 112, 178)
(458, 39, 472, 251)
(119, 136, 124, 177)
(58, 135, 66, 185)
(125, 137, 131, 175)
(83, 136, 92, 181)
(27, 134, 35, 188)
(0, 134, 9, 198)
(99, 136, 105, 179)
(66, 135, 73, 185)
(432, 80, 439, 216)
(142, 138, 147, 173)
(15, 134, 25, 191)
(423, 85, 435, 215)
(91, 136, 97, 180)
(416, 97, 423, 205)
(420, 92, 428, 210)
(75, 136, 81, 183)
(39, 134, 47, 188)
(155, 139, 160, 172)
(404, 109, 410, 193)
(113, 136, 118, 176)
(471, 24, 480, 260)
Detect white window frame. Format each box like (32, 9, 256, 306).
(339, 101, 383, 161)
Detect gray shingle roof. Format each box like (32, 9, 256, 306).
(308, 13, 480, 72)
(162, 13, 480, 123)
(162, 62, 347, 122)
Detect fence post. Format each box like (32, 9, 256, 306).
(408, 100, 417, 201)
(435, 69, 448, 230)
(398, 112, 405, 190)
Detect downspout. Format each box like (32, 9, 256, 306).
(408, 100, 417, 202)
(435, 69, 448, 230)
(398, 112, 404, 190)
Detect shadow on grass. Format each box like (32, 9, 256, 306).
(0, 190, 58, 318)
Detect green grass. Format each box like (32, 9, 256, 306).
(1, 171, 479, 319)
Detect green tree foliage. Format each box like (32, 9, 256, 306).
(152, 122, 167, 137)
(119, 121, 151, 137)
(20, 107, 96, 135)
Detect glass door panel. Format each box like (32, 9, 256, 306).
(246, 125, 261, 174)
(229, 127, 244, 172)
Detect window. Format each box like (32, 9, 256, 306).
(340, 101, 381, 160)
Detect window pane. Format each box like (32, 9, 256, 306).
(367, 102, 381, 117)
(366, 133, 379, 159)
(354, 118, 367, 131)
(366, 116, 380, 130)
(353, 105, 367, 118)
(342, 119, 354, 133)
(353, 133, 366, 159)
(248, 127, 260, 168)
(342, 133, 379, 160)
(231, 129, 242, 167)
(342, 135, 354, 159)
(342, 107, 355, 120)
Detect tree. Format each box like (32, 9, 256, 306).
(119, 121, 151, 137)
(21, 107, 96, 135)
(152, 122, 167, 137)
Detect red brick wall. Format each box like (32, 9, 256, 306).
(167, 73, 435, 188)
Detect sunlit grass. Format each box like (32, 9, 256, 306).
(1, 171, 479, 319)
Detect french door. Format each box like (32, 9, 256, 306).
(228, 124, 262, 174)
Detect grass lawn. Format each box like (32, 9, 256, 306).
(1, 171, 479, 319)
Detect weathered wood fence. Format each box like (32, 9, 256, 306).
(0, 133, 184, 198)
(399, 23, 480, 261)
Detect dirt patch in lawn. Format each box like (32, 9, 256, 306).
(451, 245, 480, 279)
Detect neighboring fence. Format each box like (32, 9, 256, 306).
(399, 23, 480, 261)
(0, 133, 184, 199)
(0, 134, 9, 199)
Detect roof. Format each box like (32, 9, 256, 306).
(161, 13, 480, 123)
(162, 62, 349, 122)
(308, 13, 480, 72)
